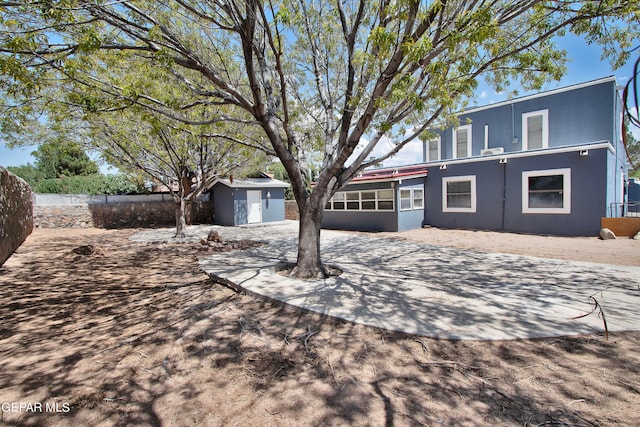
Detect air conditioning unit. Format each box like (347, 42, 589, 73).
(480, 147, 505, 156)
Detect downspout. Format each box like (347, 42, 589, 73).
(501, 160, 507, 231)
(614, 83, 623, 216)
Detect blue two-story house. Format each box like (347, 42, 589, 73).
(423, 76, 627, 236)
(323, 76, 629, 236)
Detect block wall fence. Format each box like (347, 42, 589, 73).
(32, 193, 214, 229)
(1, 167, 34, 266)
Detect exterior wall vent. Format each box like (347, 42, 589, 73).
(480, 147, 505, 156)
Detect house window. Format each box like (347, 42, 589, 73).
(453, 125, 471, 158)
(400, 189, 412, 210)
(399, 188, 425, 211)
(522, 168, 571, 214)
(442, 176, 476, 213)
(377, 189, 395, 211)
(522, 110, 549, 150)
(326, 189, 395, 211)
(346, 192, 360, 210)
(413, 188, 424, 209)
(332, 192, 345, 210)
(426, 138, 441, 162)
(361, 191, 376, 210)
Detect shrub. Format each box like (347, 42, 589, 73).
(33, 174, 146, 195)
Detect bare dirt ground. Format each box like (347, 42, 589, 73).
(1, 227, 639, 426)
(376, 227, 640, 266)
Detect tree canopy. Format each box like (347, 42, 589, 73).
(6, 140, 98, 186)
(32, 140, 98, 179)
(1, 0, 638, 276)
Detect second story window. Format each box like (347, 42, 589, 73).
(426, 138, 441, 162)
(522, 109, 549, 150)
(453, 124, 472, 158)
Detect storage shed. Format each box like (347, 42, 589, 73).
(211, 177, 290, 226)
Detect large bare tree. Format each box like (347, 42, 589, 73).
(1, 0, 638, 277)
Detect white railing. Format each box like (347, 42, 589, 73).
(609, 202, 640, 217)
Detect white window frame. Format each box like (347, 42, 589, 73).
(413, 188, 424, 210)
(522, 168, 571, 214)
(400, 188, 413, 211)
(426, 137, 441, 162)
(398, 187, 424, 211)
(326, 189, 395, 212)
(453, 124, 472, 159)
(442, 175, 477, 213)
(522, 109, 549, 150)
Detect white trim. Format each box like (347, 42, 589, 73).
(453, 124, 472, 159)
(326, 189, 395, 212)
(413, 188, 424, 210)
(462, 76, 616, 115)
(400, 188, 413, 211)
(424, 141, 613, 168)
(522, 109, 549, 150)
(522, 168, 571, 214)
(350, 173, 428, 184)
(443, 175, 477, 213)
(484, 125, 489, 150)
(247, 190, 263, 223)
(398, 187, 425, 211)
(426, 137, 441, 162)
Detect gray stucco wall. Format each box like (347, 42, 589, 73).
(322, 179, 426, 232)
(213, 185, 236, 226)
(425, 160, 504, 231)
(436, 79, 616, 159)
(322, 181, 398, 232)
(1, 167, 33, 266)
(503, 149, 608, 236)
(261, 188, 286, 223)
(213, 185, 286, 226)
(424, 148, 609, 236)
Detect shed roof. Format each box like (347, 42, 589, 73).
(351, 164, 428, 184)
(215, 177, 290, 189)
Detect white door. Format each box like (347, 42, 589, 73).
(247, 190, 262, 223)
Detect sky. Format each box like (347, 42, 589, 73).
(1, 33, 639, 171)
(362, 32, 640, 167)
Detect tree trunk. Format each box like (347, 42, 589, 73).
(291, 203, 326, 279)
(175, 197, 187, 238)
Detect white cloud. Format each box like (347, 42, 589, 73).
(350, 136, 424, 168)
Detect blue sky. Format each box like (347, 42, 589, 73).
(1, 32, 638, 170)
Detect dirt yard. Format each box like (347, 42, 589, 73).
(0, 227, 639, 426)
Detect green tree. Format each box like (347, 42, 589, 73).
(89, 110, 258, 237)
(31, 140, 98, 179)
(1, 1, 638, 277)
(33, 174, 145, 195)
(6, 164, 44, 187)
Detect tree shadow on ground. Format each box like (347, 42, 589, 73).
(0, 229, 639, 426)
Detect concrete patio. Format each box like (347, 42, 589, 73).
(131, 221, 640, 340)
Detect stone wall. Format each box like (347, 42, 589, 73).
(1, 167, 34, 266)
(33, 194, 214, 229)
(285, 200, 299, 220)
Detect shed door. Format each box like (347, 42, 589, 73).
(247, 190, 262, 223)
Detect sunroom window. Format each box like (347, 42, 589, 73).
(326, 189, 395, 211)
